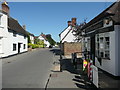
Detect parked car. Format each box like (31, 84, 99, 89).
(49, 45, 53, 48)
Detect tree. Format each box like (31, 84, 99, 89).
(34, 38, 40, 44)
(46, 34, 56, 46)
(73, 19, 87, 42)
(27, 33, 31, 43)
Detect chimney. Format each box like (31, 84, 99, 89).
(1, 2, 10, 15)
(67, 21, 71, 26)
(23, 25, 26, 30)
(71, 18, 77, 26)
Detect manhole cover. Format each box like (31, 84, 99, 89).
(50, 74, 58, 77)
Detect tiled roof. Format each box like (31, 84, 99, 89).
(8, 17, 27, 36)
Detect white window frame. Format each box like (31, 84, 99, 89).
(96, 32, 110, 59)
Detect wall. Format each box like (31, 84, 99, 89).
(0, 11, 8, 57)
(95, 31, 117, 76)
(0, 11, 28, 58)
(63, 42, 82, 57)
(2, 32, 28, 57)
(115, 25, 120, 76)
(30, 35, 34, 44)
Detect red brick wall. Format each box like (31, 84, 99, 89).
(63, 42, 82, 56)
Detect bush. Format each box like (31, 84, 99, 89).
(28, 43, 40, 49)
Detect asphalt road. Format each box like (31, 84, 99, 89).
(2, 48, 54, 88)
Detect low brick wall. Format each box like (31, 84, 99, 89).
(61, 42, 82, 58)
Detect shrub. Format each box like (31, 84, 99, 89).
(28, 43, 39, 49)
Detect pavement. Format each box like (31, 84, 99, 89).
(47, 48, 95, 89)
(2, 48, 54, 88)
(98, 69, 120, 89)
(47, 48, 120, 89)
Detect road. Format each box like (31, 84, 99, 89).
(2, 48, 54, 88)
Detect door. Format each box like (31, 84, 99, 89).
(18, 43, 21, 54)
(90, 35, 95, 65)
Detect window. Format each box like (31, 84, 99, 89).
(13, 31, 17, 37)
(96, 33, 110, 59)
(13, 44, 16, 51)
(24, 35, 26, 39)
(23, 44, 26, 49)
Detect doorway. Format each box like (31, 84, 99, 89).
(18, 43, 21, 54)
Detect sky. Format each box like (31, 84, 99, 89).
(6, 2, 113, 42)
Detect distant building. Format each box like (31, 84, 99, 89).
(26, 31, 35, 44)
(59, 18, 82, 57)
(0, 2, 28, 58)
(81, 1, 120, 76)
(38, 33, 50, 47)
(59, 20, 77, 43)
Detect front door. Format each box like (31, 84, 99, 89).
(90, 35, 95, 65)
(18, 43, 21, 54)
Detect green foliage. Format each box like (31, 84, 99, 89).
(37, 40, 44, 45)
(27, 33, 31, 43)
(34, 38, 40, 44)
(46, 34, 56, 46)
(28, 43, 39, 49)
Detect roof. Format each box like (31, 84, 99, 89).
(82, 1, 120, 30)
(59, 27, 68, 36)
(8, 17, 27, 36)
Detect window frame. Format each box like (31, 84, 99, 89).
(13, 44, 17, 51)
(95, 32, 110, 59)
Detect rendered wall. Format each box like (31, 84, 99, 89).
(95, 31, 117, 76)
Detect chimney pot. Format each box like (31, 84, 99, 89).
(1, 2, 9, 14)
(67, 21, 71, 26)
(23, 25, 26, 30)
(72, 18, 77, 26)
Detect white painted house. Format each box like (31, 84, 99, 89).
(26, 31, 35, 44)
(59, 19, 77, 43)
(38, 33, 50, 47)
(81, 1, 120, 77)
(0, 2, 28, 58)
(29, 34, 34, 44)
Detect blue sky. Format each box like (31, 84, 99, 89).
(8, 2, 112, 42)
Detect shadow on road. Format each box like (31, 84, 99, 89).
(49, 48, 61, 56)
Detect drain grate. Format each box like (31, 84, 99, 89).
(50, 73, 58, 77)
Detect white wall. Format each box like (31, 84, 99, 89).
(30, 35, 34, 44)
(2, 33, 28, 57)
(0, 11, 28, 58)
(115, 25, 120, 76)
(95, 31, 117, 76)
(60, 26, 76, 43)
